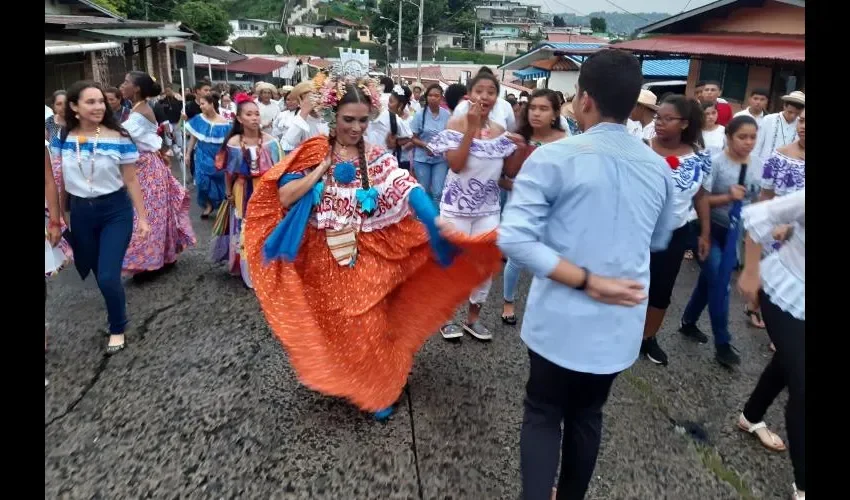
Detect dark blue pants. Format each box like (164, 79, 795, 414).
(69, 189, 134, 334)
(521, 350, 619, 500)
(682, 222, 733, 346)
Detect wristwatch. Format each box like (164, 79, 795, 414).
(575, 267, 590, 291)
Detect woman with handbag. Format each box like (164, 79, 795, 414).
(211, 93, 284, 288)
(50, 81, 150, 354)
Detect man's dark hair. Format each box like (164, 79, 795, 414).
(577, 49, 642, 122)
(750, 88, 769, 98)
(695, 81, 706, 88)
(444, 83, 467, 112)
(703, 80, 722, 89)
(194, 79, 211, 91)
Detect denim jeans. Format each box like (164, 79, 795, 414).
(412, 160, 449, 207)
(681, 222, 732, 346)
(503, 258, 522, 302)
(69, 189, 134, 334)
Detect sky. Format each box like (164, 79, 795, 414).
(526, 0, 716, 15)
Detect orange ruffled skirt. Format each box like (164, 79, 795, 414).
(244, 141, 502, 412)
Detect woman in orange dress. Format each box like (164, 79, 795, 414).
(243, 73, 503, 419)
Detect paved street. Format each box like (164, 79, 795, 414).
(46, 192, 792, 499)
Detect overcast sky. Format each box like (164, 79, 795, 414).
(526, 0, 715, 15)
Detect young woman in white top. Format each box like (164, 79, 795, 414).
(273, 81, 310, 146)
(701, 101, 726, 156)
(429, 70, 520, 341)
(641, 94, 712, 367)
(50, 81, 150, 354)
(736, 189, 806, 500)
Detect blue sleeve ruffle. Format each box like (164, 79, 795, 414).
(262, 173, 310, 262)
(409, 187, 456, 267)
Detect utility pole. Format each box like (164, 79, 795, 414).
(416, 0, 423, 82)
(385, 31, 392, 76)
(398, 1, 403, 83)
(472, 19, 476, 51)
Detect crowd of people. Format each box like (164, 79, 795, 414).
(44, 50, 805, 499)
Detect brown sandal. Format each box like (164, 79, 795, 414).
(738, 413, 786, 452)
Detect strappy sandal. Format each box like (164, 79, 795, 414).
(744, 307, 766, 329)
(501, 301, 517, 325)
(737, 413, 786, 452)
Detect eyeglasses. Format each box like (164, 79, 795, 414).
(654, 116, 684, 124)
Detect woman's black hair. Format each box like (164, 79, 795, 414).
(60, 80, 130, 144)
(518, 89, 564, 141)
(329, 83, 373, 194)
(725, 114, 758, 137)
(424, 83, 443, 99)
(444, 83, 467, 112)
(126, 71, 162, 99)
(391, 85, 412, 113)
(468, 67, 500, 94)
(379, 76, 394, 94)
(554, 91, 565, 106)
(219, 98, 261, 157)
(200, 92, 220, 113)
(700, 100, 717, 111)
(660, 94, 704, 151)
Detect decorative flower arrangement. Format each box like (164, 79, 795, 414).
(665, 156, 680, 170)
(233, 92, 253, 106)
(312, 71, 382, 130)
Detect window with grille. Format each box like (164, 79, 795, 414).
(699, 60, 749, 102)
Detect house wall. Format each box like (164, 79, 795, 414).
(701, 1, 804, 35)
(684, 58, 800, 113)
(546, 71, 579, 97)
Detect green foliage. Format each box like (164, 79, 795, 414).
(434, 49, 503, 65)
(552, 15, 566, 28)
(88, 0, 126, 16)
(589, 17, 607, 34)
(248, 33, 385, 63)
(172, 1, 232, 45)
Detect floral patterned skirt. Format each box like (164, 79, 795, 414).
(123, 152, 196, 274)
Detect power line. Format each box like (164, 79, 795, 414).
(545, 0, 586, 16)
(601, 0, 650, 22)
(680, 0, 695, 13)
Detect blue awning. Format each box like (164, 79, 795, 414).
(513, 67, 550, 80)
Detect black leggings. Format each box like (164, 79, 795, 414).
(648, 223, 695, 309)
(742, 289, 805, 490)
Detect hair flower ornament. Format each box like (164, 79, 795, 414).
(311, 65, 382, 130)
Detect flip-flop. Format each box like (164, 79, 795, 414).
(745, 307, 766, 329)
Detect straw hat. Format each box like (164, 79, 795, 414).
(411, 82, 425, 92)
(288, 81, 314, 100)
(781, 90, 805, 106)
(279, 85, 294, 93)
(255, 82, 277, 94)
(636, 89, 659, 111)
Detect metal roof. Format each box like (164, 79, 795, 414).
(45, 14, 159, 29)
(639, 0, 805, 34)
(163, 38, 247, 63)
(82, 28, 192, 39)
(640, 59, 690, 78)
(513, 67, 549, 80)
(613, 34, 805, 63)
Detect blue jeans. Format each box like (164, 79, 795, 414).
(682, 222, 732, 346)
(413, 160, 449, 207)
(503, 258, 522, 302)
(69, 189, 134, 334)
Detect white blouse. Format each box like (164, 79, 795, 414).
(123, 112, 162, 153)
(281, 114, 328, 151)
(50, 134, 139, 198)
(742, 188, 805, 320)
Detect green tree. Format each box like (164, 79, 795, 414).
(372, 0, 448, 52)
(553, 15, 566, 27)
(173, 1, 232, 45)
(590, 16, 607, 33)
(89, 0, 127, 16)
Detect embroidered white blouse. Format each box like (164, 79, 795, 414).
(50, 134, 139, 198)
(742, 188, 805, 320)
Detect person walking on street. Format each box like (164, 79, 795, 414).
(498, 50, 676, 500)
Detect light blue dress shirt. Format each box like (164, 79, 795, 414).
(498, 122, 677, 374)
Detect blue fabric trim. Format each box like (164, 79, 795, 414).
(409, 187, 456, 267)
(186, 115, 232, 144)
(51, 136, 138, 155)
(264, 173, 309, 262)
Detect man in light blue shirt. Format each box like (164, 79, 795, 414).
(497, 49, 676, 500)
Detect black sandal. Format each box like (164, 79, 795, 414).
(501, 301, 518, 325)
